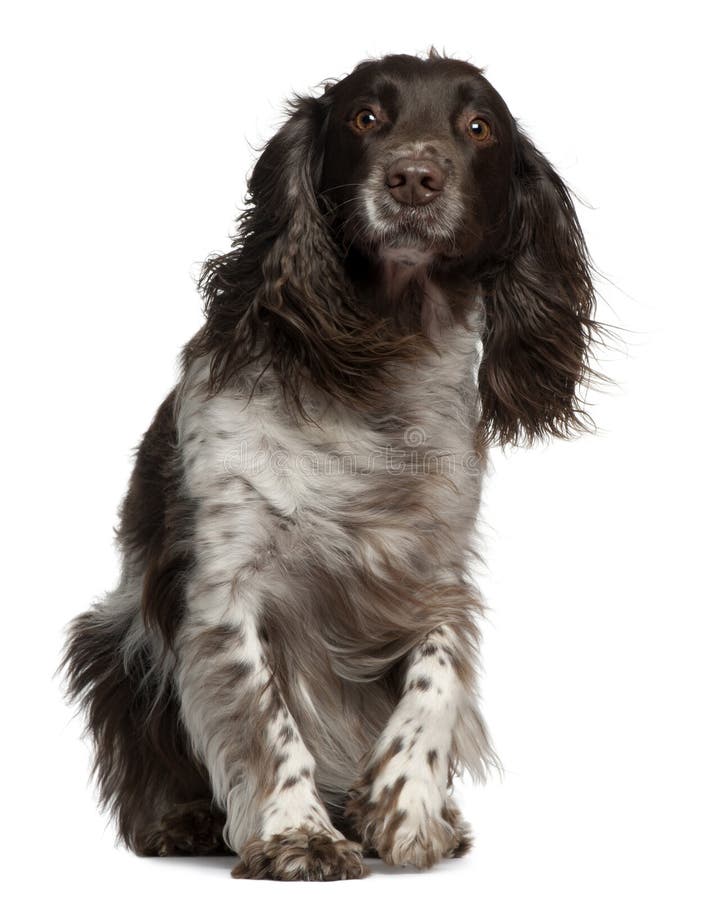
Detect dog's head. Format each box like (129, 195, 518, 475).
(199, 52, 597, 444)
(320, 54, 514, 268)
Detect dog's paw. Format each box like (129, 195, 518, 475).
(135, 800, 230, 856)
(232, 828, 367, 881)
(382, 802, 469, 868)
(347, 777, 471, 869)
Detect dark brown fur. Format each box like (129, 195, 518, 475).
(136, 800, 231, 857)
(62, 50, 599, 875)
(191, 52, 598, 436)
(118, 390, 196, 645)
(62, 606, 213, 850)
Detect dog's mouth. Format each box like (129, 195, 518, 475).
(358, 184, 463, 259)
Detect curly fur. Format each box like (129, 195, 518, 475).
(62, 50, 597, 880)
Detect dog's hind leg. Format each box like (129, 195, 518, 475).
(134, 799, 230, 856)
(62, 575, 217, 856)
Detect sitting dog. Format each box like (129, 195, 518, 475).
(63, 50, 596, 880)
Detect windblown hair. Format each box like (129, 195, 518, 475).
(193, 96, 425, 416)
(479, 129, 597, 444)
(193, 89, 597, 440)
(63, 51, 599, 881)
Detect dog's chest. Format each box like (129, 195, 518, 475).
(179, 334, 483, 581)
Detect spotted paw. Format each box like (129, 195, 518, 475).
(347, 777, 472, 869)
(381, 805, 465, 868)
(232, 828, 367, 881)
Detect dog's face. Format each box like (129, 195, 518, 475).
(320, 56, 516, 267)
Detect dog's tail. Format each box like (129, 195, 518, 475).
(61, 581, 213, 852)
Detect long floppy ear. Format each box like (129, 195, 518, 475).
(196, 94, 401, 411)
(479, 127, 597, 445)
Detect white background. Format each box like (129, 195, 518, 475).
(2, 1, 715, 897)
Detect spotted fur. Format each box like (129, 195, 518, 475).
(62, 50, 597, 880)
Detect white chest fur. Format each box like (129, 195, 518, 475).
(177, 319, 483, 599)
(172, 320, 489, 804)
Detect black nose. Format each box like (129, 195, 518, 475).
(386, 158, 446, 206)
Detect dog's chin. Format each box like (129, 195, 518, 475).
(378, 245, 437, 268)
(355, 219, 461, 267)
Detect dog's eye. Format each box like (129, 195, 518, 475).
(468, 117, 492, 142)
(353, 109, 378, 132)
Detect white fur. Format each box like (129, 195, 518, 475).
(170, 305, 492, 854)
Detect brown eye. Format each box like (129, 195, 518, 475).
(468, 117, 492, 142)
(354, 109, 378, 131)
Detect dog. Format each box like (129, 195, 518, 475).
(63, 50, 596, 880)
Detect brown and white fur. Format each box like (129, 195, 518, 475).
(63, 50, 597, 880)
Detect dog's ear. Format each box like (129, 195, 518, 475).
(478, 127, 597, 445)
(243, 94, 340, 303)
(198, 94, 371, 409)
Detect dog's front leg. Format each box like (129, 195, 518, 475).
(347, 622, 486, 868)
(176, 612, 366, 880)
